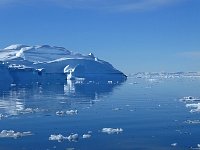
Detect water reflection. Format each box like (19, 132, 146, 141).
(0, 79, 125, 117)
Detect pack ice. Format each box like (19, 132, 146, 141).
(0, 44, 126, 84)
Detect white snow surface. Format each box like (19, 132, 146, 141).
(0, 44, 126, 82)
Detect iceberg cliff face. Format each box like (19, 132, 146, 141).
(0, 44, 126, 84)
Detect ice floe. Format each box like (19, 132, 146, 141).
(180, 96, 200, 102)
(56, 110, 78, 116)
(49, 133, 79, 142)
(171, 143, 177, 147)
(66, 148, 75, 150)
(66, 110, 78, 115)
(112, 108, 122, 111)
(82, 134, 91, 139)
(0, 114, 7, 120)
(56, 111, 65, 116)
(67, 134, 79, 142)
(101, 128, 123, 134)
(19, 107, 40, 114)
(184, 120, 200, 124)
(191, 144, 200, 149)
(179, 96, 200, 113)
(49, 131, 93, 143)
(0, 130, 32, 139)
(49, 134, 66, 142)
(186, 103, 200, 113)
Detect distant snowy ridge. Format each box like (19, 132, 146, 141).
(130, 72, 200, 79)
(0, 44, 126, 84)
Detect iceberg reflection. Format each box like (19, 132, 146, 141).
(0, 79, 125, 117)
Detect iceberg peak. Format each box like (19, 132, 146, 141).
(4, 44, 29, 50)
(88, 53, 95, 58)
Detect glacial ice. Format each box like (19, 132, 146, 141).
(0, 44, 126, 84)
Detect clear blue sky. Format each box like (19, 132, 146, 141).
(0, 0, 200, 74)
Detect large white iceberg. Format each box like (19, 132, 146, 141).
(0, 44, 126, 84)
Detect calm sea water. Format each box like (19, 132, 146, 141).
(0, 77, 200, 150)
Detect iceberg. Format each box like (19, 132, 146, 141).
(0, 44, 126, 84)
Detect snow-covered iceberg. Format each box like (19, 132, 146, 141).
(0, 44, 126, 84)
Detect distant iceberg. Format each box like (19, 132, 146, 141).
(0, 44, 126, 84)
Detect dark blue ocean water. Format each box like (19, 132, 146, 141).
(0, 77, 200, 150)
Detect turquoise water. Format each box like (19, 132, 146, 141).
(0, 77, 200, 150)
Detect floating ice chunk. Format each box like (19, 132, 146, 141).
(0, 114, 4, 119)
(0, 130, 32, 139)
(49, 133, 78, 142)
(67, 134, 79, 142)
(148, 78, 157, 82)
(191, 144, 200, 150)
(56, 111, 65, 116)
(185, 120, 200, 124)
(0, 114, 8, 120)
(49, 134, 66, 142)
(171, 143, 177, 147)
(56, 110, 78, 116)
(66, 110, 78, 115)
(66, 148, 75, 150)
(20, 108, 40, 114)
(102, 128, 123, 134)
(88, 131, 92, 134)
(10, 83, 16, 87)
(180, 96, 200, 102)
(112, 108, 122, 111)
(108, 81, 112, 84)
(186, 103, 200, 113)
(82, 134, 91, 139)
